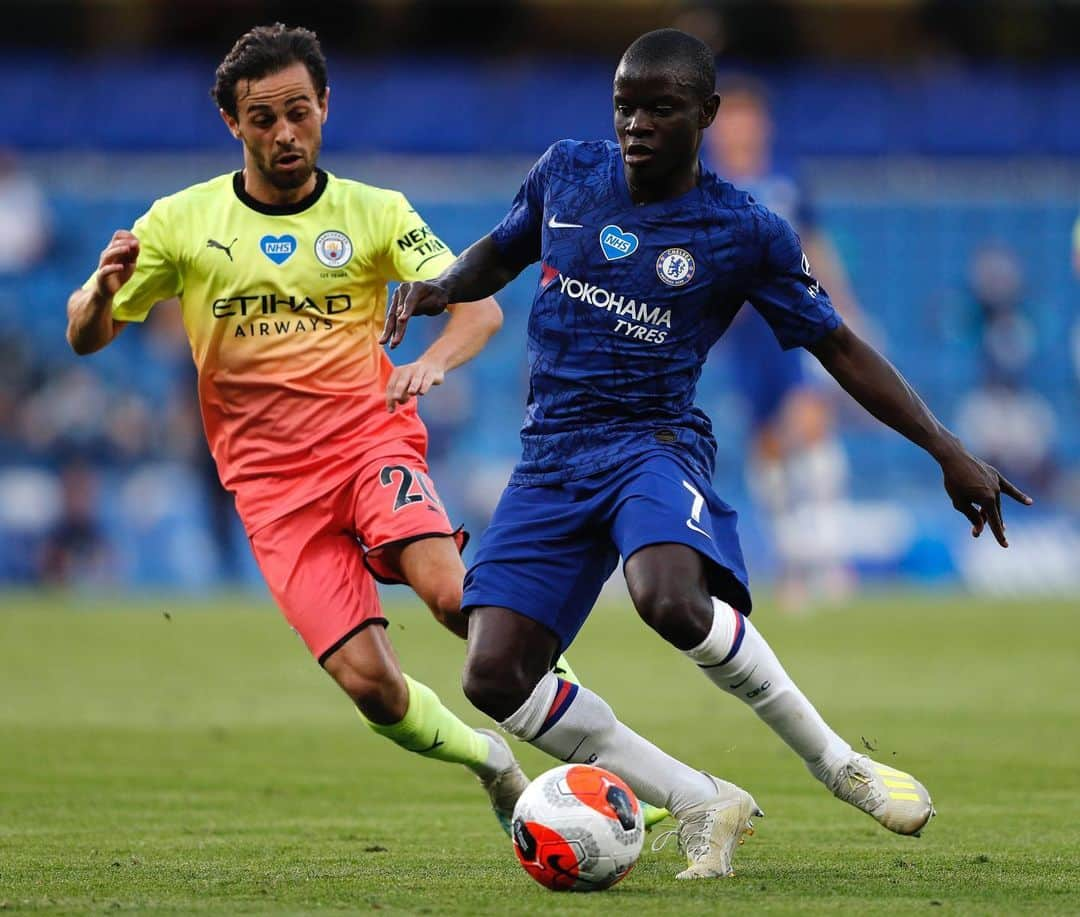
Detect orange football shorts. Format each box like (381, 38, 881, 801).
(249, 452, 465, 664)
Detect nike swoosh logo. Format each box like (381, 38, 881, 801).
(729, 664, 758, 690)
(681, 480, 712, 540)
(687, 518, 712, 539)
(413, 730, 445, 754)
(562, 736, 589, 762)
(548, 214, 583, 229)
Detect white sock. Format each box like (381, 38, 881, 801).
(686, 598, 853, 783)
(501, 672, 717, 815)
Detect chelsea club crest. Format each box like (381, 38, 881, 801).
(656, 248, 694, 287)
(314, 230, 353, 268)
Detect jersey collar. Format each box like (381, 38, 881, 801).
(232, 168, 328, 215)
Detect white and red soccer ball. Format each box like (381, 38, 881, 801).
(511, 763, 644, 891)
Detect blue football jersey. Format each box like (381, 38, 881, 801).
(490, 139, 841, 485)
(734, 171, 818, 235)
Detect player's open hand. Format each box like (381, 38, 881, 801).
(94, 230, 140, 300)
(939, 447, 1032, 547)
(380, 281, 450, 349)
(385, 358, 446, 413)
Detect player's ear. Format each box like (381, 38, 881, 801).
(219, 108, 242, 141)
(700, 92, 721, 129)
(320, 85, 330, 124)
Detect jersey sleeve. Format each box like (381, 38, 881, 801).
(489, 142, 561, 267)
(82, 199, 182, 323)
(744, 209, 842, 350)
(381, 192, 456, 282)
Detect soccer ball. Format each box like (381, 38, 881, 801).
(511, 763, 644, 892)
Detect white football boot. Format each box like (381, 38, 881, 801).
(652, 774, 763, 879)
(474, 729, 530, 836)
(823, 754, 935, 836)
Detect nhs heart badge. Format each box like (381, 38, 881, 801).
(260, 234, 296, 265)
(599, 225, 639, 261)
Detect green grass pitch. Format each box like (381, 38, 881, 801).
(2, 590, 1078, 914)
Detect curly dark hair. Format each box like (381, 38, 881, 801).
(212, 23, 328, 118)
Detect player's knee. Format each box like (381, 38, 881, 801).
(632, 585, 712, 649)
(462, 652, 533, 722)
(426, 584, 467, 639)
(432, 606, 470, 640)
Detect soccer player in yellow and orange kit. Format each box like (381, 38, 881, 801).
(64, 23, 530, 830)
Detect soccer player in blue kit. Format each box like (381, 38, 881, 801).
(382, 29, 1032, 879)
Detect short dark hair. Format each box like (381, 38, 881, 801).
(618, 28, 716, 100)
(212, 23, 328, 119)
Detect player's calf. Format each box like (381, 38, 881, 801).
(323, 629, 410, 723)
(685, 597, 936, 835)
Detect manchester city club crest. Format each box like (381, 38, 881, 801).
(656, 248, 695, 286)
(314, 230, 353, 268)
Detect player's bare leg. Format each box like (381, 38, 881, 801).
(384, 535, 470, 639)
(462, 607, 759, 878)
(322, 620, 527, 833)
(624, 543, 933, 836)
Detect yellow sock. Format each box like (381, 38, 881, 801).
(361, 675, 489, 771)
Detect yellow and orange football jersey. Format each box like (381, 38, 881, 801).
(85, 170, 456, 532)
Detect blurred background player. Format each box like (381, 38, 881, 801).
(705, 76, 863, 611)
(954, 241, 1058, 495)
(64, 23, 528, 831)
(1072, 210, 1080, 279)
(1072, 211, 1080, 396)
(0, 148, 51, 277)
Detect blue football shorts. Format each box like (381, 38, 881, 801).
(462, 449, 752, 651)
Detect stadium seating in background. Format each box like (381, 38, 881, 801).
(3, 154, 1078, 592)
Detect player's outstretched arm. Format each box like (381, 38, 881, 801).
(384, 296, 503, 413)
(809, 323, 1033, 546)
(66, 230, 136, 354)
(380, 235, 527, 349)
